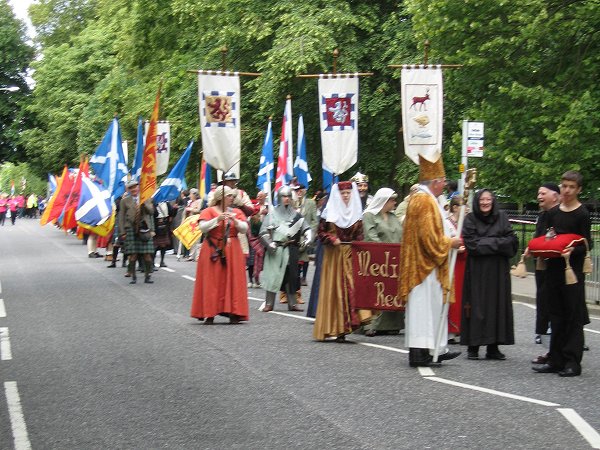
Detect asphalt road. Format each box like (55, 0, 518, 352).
(1, 219, 599, 449)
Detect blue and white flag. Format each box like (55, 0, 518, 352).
(130, 117, 144, 182)
(322, 165, 338, 193)
(75, 176, 113, 226)
(256, 120, 274, 195)
(48, 173, 57, 196)
(90, 118, 128, 199)
(153, 140, 194, 203)
(294, 114, 311, 188)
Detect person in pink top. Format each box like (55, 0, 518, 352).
(15, 194, 25, 218)
(8, 196, 19, 225)
(0, 194, 7, 226)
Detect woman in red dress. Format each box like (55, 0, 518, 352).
(190, 186, 249, 324)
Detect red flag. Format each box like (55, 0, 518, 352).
(40, 167, 67, 226)
(40, 166, 75, 225)
(274, 97, 293, 194)
(62, 158, 89, 230)
(140, 85, 161, 204)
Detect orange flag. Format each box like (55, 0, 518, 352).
(40, 166, 68, 226)
(62, 157, 89, 230)
(140, 85, 161, 204)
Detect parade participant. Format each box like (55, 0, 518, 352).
(313, 181, 365, 342)
(446, 195, 467, 343)
(362, 187, 405, 337)
(118, 180, 156, 284)
(530, 183, 560, 362)
(247, 191, 268, 288)
(460, 189, 518, 360)
(260, 186, 311, 312)
(306, 191, 328, 319)
(220, 172, 253, 257)
(398, 155, 463, 367)
(351, 172, 373, 210)
(295, 184, 318, 288)
(190, 185, 249, 324)
(184, 188, 203, 262)
(153, 200, 176, 268)
(0, 194, 7, 226)
(533, 171, 592, 377)
(7, 196, 18, 225)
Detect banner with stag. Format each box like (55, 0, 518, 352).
(197, 74, 241, 173)
(318, 75, 359, 175)
(401, 66, 443, 164)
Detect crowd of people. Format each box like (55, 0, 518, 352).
(0, 193, 44, 225)
(46, 160, 592, 377)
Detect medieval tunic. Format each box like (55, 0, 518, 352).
(190, 207, 249, 321)
(398, 187, 452, 352)
(460, 193, 517, 347)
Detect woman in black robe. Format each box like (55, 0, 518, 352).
(460, 189, 518, 360)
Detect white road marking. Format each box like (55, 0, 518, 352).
(269, 311, 315, 321)
(4, 381, 32, 450)
(181, 275, 195, 282)
(584, 327, 600, 335)
(358, 342, 408, 354)
(418, 367, 436, 377)
(514, 301, 536, 310)
(558, 408, 600, 449)
(0, 299, 5, 317)
(0, 327, 12, 360)
(425, 376, 559, 407)
(161, 267, 175, 273)
(0, 280, 2, 294)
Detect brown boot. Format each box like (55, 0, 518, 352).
(296, 290, 305, 304)
(279, 292, 288, 304)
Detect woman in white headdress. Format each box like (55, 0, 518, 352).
(313, 181, 366, 341)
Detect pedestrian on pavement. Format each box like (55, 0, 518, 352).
(190, 185, 249, 324)
(398, 155, 463, 367)
(0, 193, 7, 226)
(533, 170, 592, 377)
(118, 180, 156, 284)
(313, 181, 365, 342)
(461, 189, 518, 360)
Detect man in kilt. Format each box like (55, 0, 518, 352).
(118, 180, 156, 284)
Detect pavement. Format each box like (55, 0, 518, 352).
(511, 273, 600, 313)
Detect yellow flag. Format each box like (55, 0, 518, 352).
(173, 214, 202, 249)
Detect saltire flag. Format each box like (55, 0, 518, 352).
(318, 75, 359, 175)
(322, 165, 338, 193)
(140, 85, 161, 205)
(401, 65, 443, 164)
(173, 214, 202, 249)
(40, 166, 75, 225)
(153, 140, 194, 203)
(76, 176, 113, 227)
(47, 174, 57, 196)
(10, 180, 14, 196)
(274, 97, 293, 193)
(62, 157, 89, 230)
(90, 117, 128, 199)
(199, 159, 212, 201)
(77, 211, 115, 237)
(197, 73, 240, 174)
(130, 117, 144, 182)
(256, 119, 274, 197)
(294, 114, 311, 188)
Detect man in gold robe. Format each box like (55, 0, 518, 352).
(398, 155, 463, 367)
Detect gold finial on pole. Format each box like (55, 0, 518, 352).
(333, 48, 339, 74)
(221, 46, 228, 71)
(424, 40, 430, 66)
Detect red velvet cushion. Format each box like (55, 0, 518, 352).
(528, 233, 585, 258)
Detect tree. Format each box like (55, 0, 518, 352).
(0, 0, 34, 163)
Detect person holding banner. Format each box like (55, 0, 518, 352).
(313, 181, 365, 342)
(190, 185, 249, 324)
(398, 156, 463, 367)
(460, 189, 517, 361)
(362, 188, 405, 337)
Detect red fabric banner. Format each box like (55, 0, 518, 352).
(352, 241, 404, 311)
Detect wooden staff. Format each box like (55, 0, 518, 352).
(388, 40, 463, 70)
(297, 48, 374, 78)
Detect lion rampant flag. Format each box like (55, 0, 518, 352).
(173, 214, 202, 250)
(140, 84, 161, 205)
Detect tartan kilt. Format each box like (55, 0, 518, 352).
(124, 228, 155, 254)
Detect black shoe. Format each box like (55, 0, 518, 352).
(107, 263, 116, 268)
(129, 279, 137, 284)
(486, 352, 507, 360)
(535, 335, 542, 344)
(144, 277, 153, 284)
(532, 364, 561, 373)
(558, 367, 581, 377)
(160, 262, 167, 267)
(437, 351, 461, 362)
(531, 354, 549, 364)
(583, 345, 590, 351)
(409, 355, 433, 367)
(467, 351, 479, 360)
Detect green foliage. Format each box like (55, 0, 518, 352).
(0, 162, 46, 196)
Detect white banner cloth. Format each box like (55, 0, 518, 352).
(198, 73, 241, 172)
(144, 121, 170, 175)
(401, 66, 443, 164)
(318, 76, 358, 175)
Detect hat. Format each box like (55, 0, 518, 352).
(223, 171, 238, 181)
(418, 154, 446, 182)
(126, 180, 139, 188)
(351, 172, 369, 184)
(189, 188, 199, 195)
(541, 182, 560, 195)
(293, 184, 306, 190)
(337, 181, 353, 191)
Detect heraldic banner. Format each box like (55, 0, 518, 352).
(145, 121, 170, 176)
(198, 74, 240, 172)
(352, 241, 404, 311)
(318, 75, 358, 175)
(401, 66, 443, 164)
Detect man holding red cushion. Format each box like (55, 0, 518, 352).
(533, 171, 592, 377)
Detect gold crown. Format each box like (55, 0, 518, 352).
(418, 154, 446, 182)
